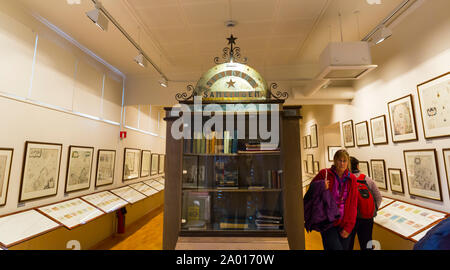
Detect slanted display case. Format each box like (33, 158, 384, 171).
(163, 35, 304, 250)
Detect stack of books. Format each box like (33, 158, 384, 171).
(255, 210, 283, 230)
(184, 130, 239, 154)
(238, 141, 280, 153)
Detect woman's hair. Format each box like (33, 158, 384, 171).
(350, 156, 359, 173)
(333, 149, 350, 169)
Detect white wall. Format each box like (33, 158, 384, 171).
(300, 0, 450, 213)
(0, 1, 165, 215)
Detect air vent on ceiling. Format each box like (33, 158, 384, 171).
(317, 42, 377, 80)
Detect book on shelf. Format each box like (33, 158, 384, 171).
(266, 170, 283, 189)
(219, 218, 249, 229)
(256, 210, 283, 221)
(184, 130, 239, 154)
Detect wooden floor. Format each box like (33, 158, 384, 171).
(92, 207, 326, 250)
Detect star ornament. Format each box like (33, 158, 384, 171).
(226, 79, 236, 88)
(227, 34, 237, 45)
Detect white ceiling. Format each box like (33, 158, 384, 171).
(16, 0, 407, 104)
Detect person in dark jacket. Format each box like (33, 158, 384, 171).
(414, 217, 450, 250)
(310, 149, 358, 250)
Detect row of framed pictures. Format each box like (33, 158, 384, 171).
(302, 124, 318, 149)
(0, 141, 166, 205)
(325, 147, 450, 202)
(342, 72, 450, 147)
(302, 154, 320, 175)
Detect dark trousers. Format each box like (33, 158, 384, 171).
(348, 218, 374, 250)
(320, 226, 352, 250)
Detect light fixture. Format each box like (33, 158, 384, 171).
(368, 25, 392, 46)
(134, 53, 147, 68)
(86, 7, 109, 31)
(159, 76, 168, 88)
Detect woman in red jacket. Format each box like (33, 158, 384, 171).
(311, 149, 358, 250)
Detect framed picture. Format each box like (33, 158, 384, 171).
(359, 161, 370, 177)
(416, 72, 450, 139)
(306, 135, 311, 149)
(307, 154, 314, 174)
(313, 161, 320, 174)
(158, 154, 165, 174)
(355, 121, 370, 146)
(328, 146, 341, 162)
(388, 168, 404, 194)
(19, 141, 62, 202)
(151, 153, 159, 176)
(310, 124, 318, 148)
(443, 149, 450, 197)
(342, 120, 355, 147)
(403, 149, 442, 201)
(303, 136, 307, 149)
(303, 160, 308, 174)
(65, 146, 94, 193)
(370, 159, 387, 190)
(0, 148, 13, 206)
(95, 150, 116, 187)
(370, 115, 388, 145)
(140, 150, 151, 178)
(387, 94, 418, 143)
(123, 148, 141, 181)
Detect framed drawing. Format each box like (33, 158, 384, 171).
(388, 168, 404, 194)
(159, 154, 165, 174)
(140, 150, 151, 178)
(328, 146, 341, 162)
(303, 136, 307, 149)
(370, 115, 388, 145)
(306, 135, 311, 149)
(307, 154, 314, 174)
(123, 148, 141, 181)
(387, 94, 418, 143)
(0, 148, 13, 206)
(150, 153, 159, 176)
(416, 72, 450, 139)
(370, 159, 387, 190)
(443, 149, 450, 197)
(313, 161, 320, 174)
(303, 160, 308, 174)
(403, 149, 442, 201)
(95, 150, 116, 187)
(310, 124, 318, 148)
(342, 120, 355, 147)
(65, 146, 94, 193)
(19, 141, 62, 202)
(355, 121, 370, 146)
(359, 161, 370, 177)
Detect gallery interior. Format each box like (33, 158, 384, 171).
(0, 0, 449, 251)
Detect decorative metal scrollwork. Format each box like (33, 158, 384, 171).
(269, 83, 289, 101)
(214, 35, 248, 65)
(175, 85, 196, 102)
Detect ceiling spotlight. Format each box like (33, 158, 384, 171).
(369, 25, 392, 46)
(86, 8, 109, 31)
(134, 53, 147, 68)
(159, 77, 168, 88)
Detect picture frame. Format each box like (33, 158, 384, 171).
(95, 150, 116, 187)
(303, 136, 307, 149)
(303, 160, 308, 174)
(310, 124, 318, 148)
(306, 135, 311, 149)
(327, 146, 341, 162)
(370, 115, 388, 145)
(158, 154, 165, 174)
(388, 168, 404, 194)
(65, 146, 94, 193)
(313, 161, 320, 174)
(387, 94, 418, 143)
(0, 148, 13, 206)
(342, 120, 355, 148)
(359, 161, 370, 177)
(123, 148, 141, 181)
(443, 148, 450, 198)
(19, 141, 62, 202)
(416, 72, 450, 139)
(150, 153, 159, 176)
(403, 149, 442, 201)
(140, 150, 151, 178)
(355, 121, 370, 147)
(307, 154, 314, 174)
(370, 159, 387, 190)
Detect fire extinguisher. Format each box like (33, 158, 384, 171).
(116, 207, 127, 234)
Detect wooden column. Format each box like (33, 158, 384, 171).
(162, 108, 183, 250)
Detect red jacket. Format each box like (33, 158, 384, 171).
(312, 167, 358, 233)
